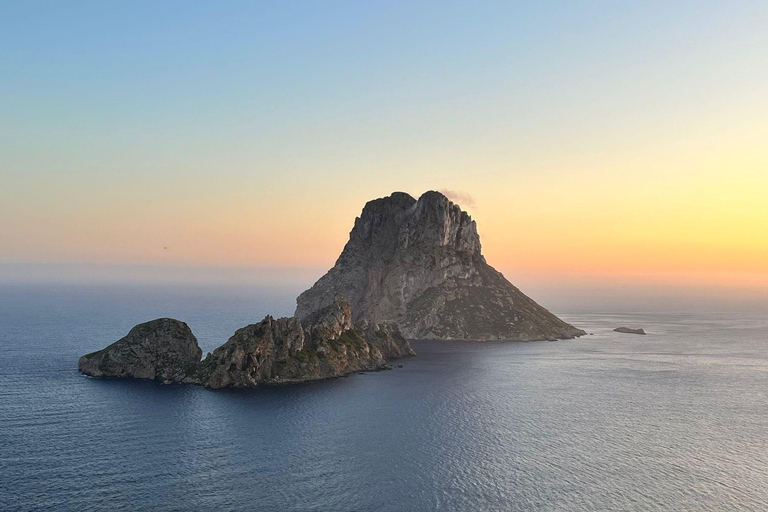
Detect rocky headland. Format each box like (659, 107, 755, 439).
(79, 298, 414, 389)
(296, 191, 585, 341)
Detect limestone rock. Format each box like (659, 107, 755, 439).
(301, 296, 353, 340)
(295, 191, 585, 341)
(357, 320, 415, 359)
(78, 318, 202, 381)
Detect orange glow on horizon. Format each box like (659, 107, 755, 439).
(2, 125, 767, 289)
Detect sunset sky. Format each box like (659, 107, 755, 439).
(2, 1, 767, 290)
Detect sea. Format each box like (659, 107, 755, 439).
(1, 282, 767, 511)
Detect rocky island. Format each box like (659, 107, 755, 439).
(80, 190, 586, 388)
(79, 297, 414, 388)
(614, 327, 647, 335)
(78, 318, 202, 382)
(296, 191, 585, 341)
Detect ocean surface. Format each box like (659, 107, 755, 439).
(1, 283, 767, 511)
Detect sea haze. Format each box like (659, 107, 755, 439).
(1, 282, 767, 511)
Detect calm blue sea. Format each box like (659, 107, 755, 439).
(1, 283, 767, 511)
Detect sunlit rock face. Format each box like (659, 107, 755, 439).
(296, 191, 585, 341)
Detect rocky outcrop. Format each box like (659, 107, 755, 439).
(79, 298, 414, 389)
(296, 191, 585, 341)
(357, 320, 415, 360)
(78, 318, 202, 381)
(192, 297, 413, 388)
(614, 327, 646, 335)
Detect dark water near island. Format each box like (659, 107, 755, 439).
(1, 283, 767, 511)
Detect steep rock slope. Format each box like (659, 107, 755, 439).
(296, 191, 585, 341)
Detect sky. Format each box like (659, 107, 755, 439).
(2, 1, 767, 293)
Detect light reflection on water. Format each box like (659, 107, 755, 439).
(1, 283, 767, 511)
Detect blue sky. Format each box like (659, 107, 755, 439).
(5, 1, 764, 178)
(2, 1, 767, 288)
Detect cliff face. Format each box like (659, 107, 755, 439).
(79, 298, 414, 389)
(296, 191, 585, 341)
(78, 318, 202, 381)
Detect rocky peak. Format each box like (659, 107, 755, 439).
(301, 296, 353, 340)
(402, 190, 481, 255)
(296, 191, 585, 341)
(340, 191, 481, 268)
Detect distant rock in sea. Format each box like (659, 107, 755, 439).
(79, 298, 414, 389)
(296, 191, 585, 341)
(614, 327, 647, 335)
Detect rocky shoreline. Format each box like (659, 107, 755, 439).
(79, 297, 414, 389)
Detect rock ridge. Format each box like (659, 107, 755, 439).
(78, 298, 414, 389)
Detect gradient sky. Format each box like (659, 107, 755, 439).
(2, 1, 767, 288)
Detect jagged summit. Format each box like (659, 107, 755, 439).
(296, 191, 585, 341)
